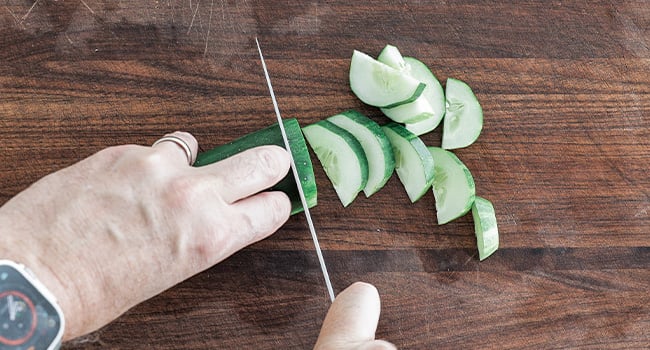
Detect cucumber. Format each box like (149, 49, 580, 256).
(382, 96, 434, 124)
(327, 110, 395, 197)
(428, 147, 476, 224)
(349, 50, 426, 109)
(381, 122, 435, 202)
(194, 118, 317, 215)
(376, 44, 407, 71)
(442, 78, 483, 149)
(404, 112, 440, 136)
(401, 57, 446, 135)
(377, 46, 430, 124)
(378, 50, 445, 128)
(302, 120, 369, 207)
(472, 196, 499, 261)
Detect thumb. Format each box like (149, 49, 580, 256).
(314, 282, 396, 350)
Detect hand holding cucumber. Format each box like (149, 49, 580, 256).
(0, 133, 294, 340)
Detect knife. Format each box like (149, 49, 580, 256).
(255, 38, 335, 303)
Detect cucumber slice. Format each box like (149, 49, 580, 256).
(349, 50, 426, 109)
(404, 113, 439, 136)
(303, 120, 369, 207)
(472, 196, 499, 261)
(442, 78, 483, 149)
(381, 97, 434, 124)
(381, 122, 435, 202)
(401, 57, 446, 135)
(194, 118, 317, 215)
(327, 110, 395, 197)
(379, 53, 445, 128)
(376, 44, 407, 71)
(428, 147, 476, 224)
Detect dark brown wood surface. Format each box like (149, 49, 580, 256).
(1, 1, 649, 348)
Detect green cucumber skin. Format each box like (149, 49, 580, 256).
(303, 119, 369, 207)
(328, 110, 395, 197)
(472, 196, 499, 261)
(428, 146, 476, 224)
(380, 83, 427, 109)
(382, 122, 435, 202)
(305, 120, 369, 180)
(442, 77, 483, 149)
(383, 123, 434, 181)
(349, 50, 427, 109)
(402, 57, 446, 134)
(193, 118, 317, 215)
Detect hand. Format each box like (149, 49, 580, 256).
(0, 132, 291, 340)
(315, 282, 396, 350)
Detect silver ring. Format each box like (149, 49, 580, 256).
(152, 135, 193, 165)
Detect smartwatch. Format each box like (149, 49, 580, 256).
(0, 260, 64, 350)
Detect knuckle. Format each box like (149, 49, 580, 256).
(96, 144, 136, 162)
(250, 192, 290, 236)
(253, 146, 289, 182)
(162, 176, 201, 211)
(128, 148, 173, 176)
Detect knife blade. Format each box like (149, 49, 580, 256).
(255, 38, 335, 303)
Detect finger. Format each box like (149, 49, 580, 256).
(152, 131, 199, 165)
(315, 282, 396, 350)
(228, 191, 291, 247)
(205, 145, 290, 204)
(355, 340, 397, 350)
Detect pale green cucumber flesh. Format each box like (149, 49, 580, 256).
(405, 113, 439, 135)
(382, 122, 435, 202)
(327, 110, 395, 197)
(194, 118, 317, 215)
(303, 120, 369, 207)
(442, 77, 483, 149)
(380, 57, 445, 129)
(472, 196, 499, 260)
(428, 147, 476, 225)
(377, 44, 407, 71)
(381, 96, 434, 124)
(350, 50, 426, 109)
(402, 57, 446, 134)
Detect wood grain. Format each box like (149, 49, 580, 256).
(1, 0, 648, 348)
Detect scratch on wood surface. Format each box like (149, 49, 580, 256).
(612, 8, 650, 57)
(64, 33, 74, 44)
(5, 6, 20, 25)
(80, 0, 95, 15)
(203, 0, 214, 56)
(19, 0, 39, 24)
(187, 0, 200, 34)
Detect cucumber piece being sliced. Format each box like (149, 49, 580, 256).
(349, 50, 426, 109)
(303, 120, 369, 207)
(194, 118, 317, 215)
(428, 147, 476, 225)
(472, 196, 499, 261)
(442, 78, 483, 149)
(382, 122, 435, 202)
(327, 110, 395, 197)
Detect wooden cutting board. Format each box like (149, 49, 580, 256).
(0, 1, 648, 348)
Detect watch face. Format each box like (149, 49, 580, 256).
(0, 264, 63, 350)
